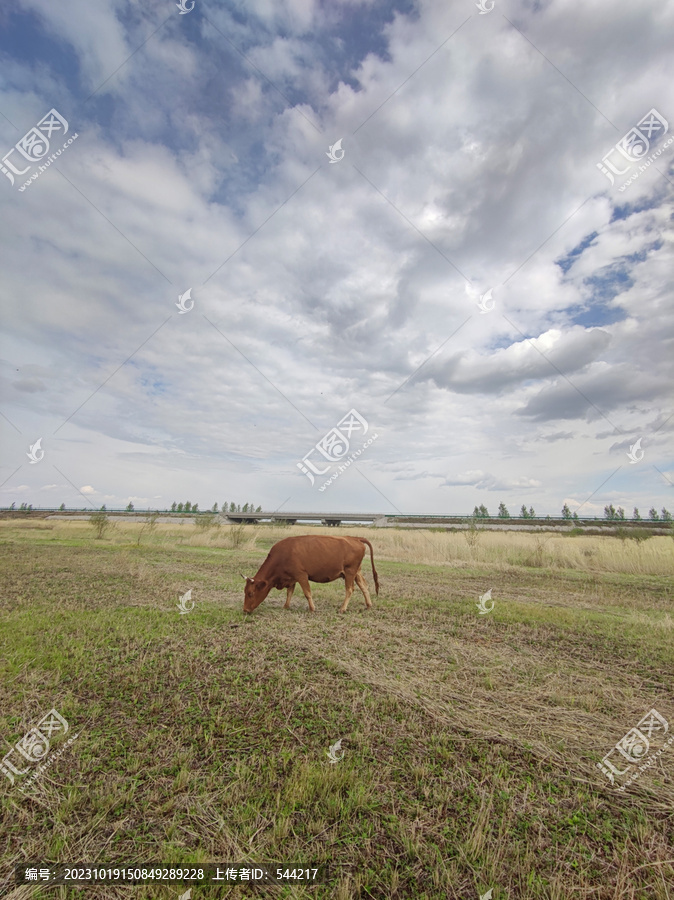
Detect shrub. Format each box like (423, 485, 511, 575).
(462, 519, 483, 552)
(137, 511, 160, 545)
(89, 510, 110, 540)
(195, 513, 219, 531)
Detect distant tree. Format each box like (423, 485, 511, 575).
(616, 507, 625, 520)
(10, 502, 15, 510)
(242, 502, 249, 513)
(230, 502, 236, 512)
(193, 503, 198, 513)
(20, 502, 27, 510)
(632, 507, 641, 521)
(256, 505, 262, 512)
(472, 506, 480, 518)
(497, 502, 509, 518)
(27, 504, 33, 511)
(479, 504, 489, 518)
(662, 508, 672, 522)
(185, 501, 192, 513)
(126, 502, 134, 512)
(520, 505, 528, 518)
(237, 503, 242, 513)
(177, 502, 184, 512)
(59, 502, 65, 511)
(212, 502, 218, 512)
(561, 503, 571, 519)
(529, 506, 535, 518)
(171, 501, 177, 512)
(572, 511, 579, 522)
(101, 504, 106, 511)
(604, 504, 616, 520)
(649, 507, 659, 521)
(222, 501, 227, 514)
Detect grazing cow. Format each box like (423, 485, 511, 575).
(243, 535, 379, 614)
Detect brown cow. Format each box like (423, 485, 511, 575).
(243, 535, 379, 614)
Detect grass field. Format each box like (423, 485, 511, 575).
(1, 519, 673, 899)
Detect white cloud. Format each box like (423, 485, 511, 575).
(18, 0, 131, 89)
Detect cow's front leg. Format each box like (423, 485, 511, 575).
(284, 584, 296, 609)
(297, 575, 316, 612)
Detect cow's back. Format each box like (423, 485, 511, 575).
(265, 535, 364, 580)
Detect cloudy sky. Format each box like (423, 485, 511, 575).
(1, 0, 672, 517)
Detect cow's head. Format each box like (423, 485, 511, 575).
(243, 576, 270, 613)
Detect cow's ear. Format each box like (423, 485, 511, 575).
(256, 578, 267, 589)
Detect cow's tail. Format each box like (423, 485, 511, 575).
(357, 537, 379, 595)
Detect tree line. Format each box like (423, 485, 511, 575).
(472, 502, 672, 521)
(168, 501, 263, 514)
(96, 501, 263, 513)
(5, 500, 672, 521)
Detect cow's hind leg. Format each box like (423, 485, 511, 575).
(284, 583, 296, 609)
(355, 570, 372, 609)
(297, 575, 316, 612)
(339, 571, 356, 613)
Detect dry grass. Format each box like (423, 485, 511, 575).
(360, 526, 674, 576)
(7, 518, 673, 576)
